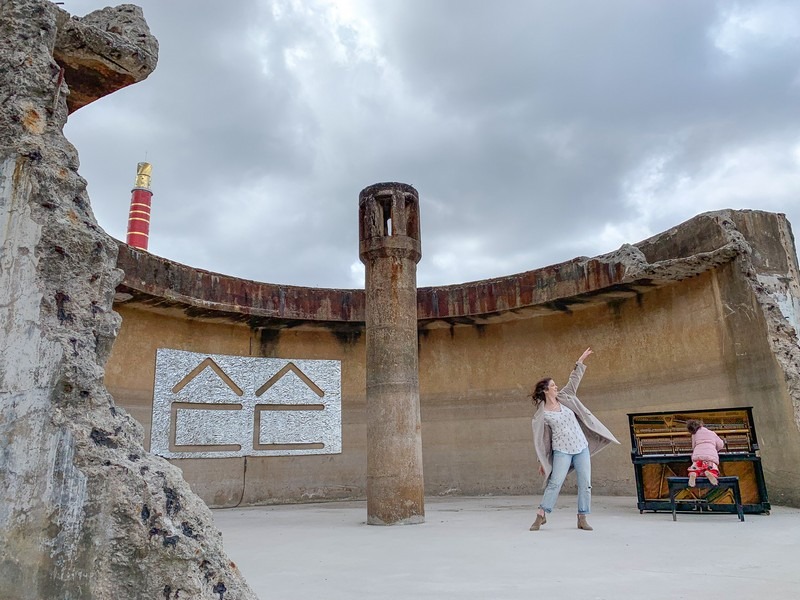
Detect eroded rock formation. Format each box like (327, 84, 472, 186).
(0, 1, 257, 598)
(54, 3, 159, 113)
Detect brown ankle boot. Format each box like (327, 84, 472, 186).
(577, 514, 593, 531)
(529, 513, 547, 531)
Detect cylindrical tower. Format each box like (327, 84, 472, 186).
(358, 182, 424, 525)
(126, 162, 152, 250)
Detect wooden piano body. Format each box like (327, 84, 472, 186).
(628, 407, 770, 514)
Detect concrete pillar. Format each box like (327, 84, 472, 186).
(359, 182, 425, 525)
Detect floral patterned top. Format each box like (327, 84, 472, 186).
(543, 404, 588, 454)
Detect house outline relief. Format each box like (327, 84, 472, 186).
(150, 348, 342, 458)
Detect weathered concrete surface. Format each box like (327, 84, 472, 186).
(214, 496, 800, 600)
(106, 209, 800, 511)
(113, 212, 779, 329)
(0, 2, 256, 598)
(115, 243, 366, 328)
(359, 182, 425, 525)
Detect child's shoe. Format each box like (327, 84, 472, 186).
(688, 472, 697, 487)
(706, 470, 718, 485)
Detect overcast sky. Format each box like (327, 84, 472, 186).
(63, 0, 800, 289)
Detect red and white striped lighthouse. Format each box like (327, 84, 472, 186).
(126, 162, 153, 250)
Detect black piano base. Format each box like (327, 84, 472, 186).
(667, 476, 744, 521)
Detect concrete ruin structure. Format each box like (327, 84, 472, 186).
(2, 0, 800, 598)
(359, 182, 425, 525)
(107, 209, 800, 512)
(0, 2, 256, 598)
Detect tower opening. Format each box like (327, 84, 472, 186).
(379, 196, 392, 236)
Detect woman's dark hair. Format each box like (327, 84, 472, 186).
(686, 419, 703, 434)
(530, 378, 553, 406)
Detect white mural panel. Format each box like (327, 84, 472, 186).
(151, 348, 341, 458)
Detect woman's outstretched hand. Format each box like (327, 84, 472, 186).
(577, 347, 593, 364)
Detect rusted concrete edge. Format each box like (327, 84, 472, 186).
(114, 209, 769, 328)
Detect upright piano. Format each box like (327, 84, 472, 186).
(628, 407, 770, 514)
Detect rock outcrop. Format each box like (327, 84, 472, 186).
(0, 1, 257, 598)
(53, 3, 159, 113)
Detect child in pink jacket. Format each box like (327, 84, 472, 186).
(686, 419, 725, 486)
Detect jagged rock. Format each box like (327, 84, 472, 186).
(595, 243, 649, 279)
(53, 3, 159, 113)
(0, 1, 257, 598)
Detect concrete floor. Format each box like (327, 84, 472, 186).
(214, 495, 800, 600)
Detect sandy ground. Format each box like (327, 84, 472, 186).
(214, 495, 800, 600)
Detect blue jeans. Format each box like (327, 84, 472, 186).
(538, 447, 591, 514)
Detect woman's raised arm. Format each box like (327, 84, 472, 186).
(577, 347, 593, 364)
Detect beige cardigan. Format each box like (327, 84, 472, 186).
(531, 362, 620, 488)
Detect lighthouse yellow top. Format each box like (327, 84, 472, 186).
(133, 162, 152, 190)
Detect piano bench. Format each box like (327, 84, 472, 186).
(667, 476, 744, 522)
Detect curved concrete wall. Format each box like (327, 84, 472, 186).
(106, 209, 800, 508)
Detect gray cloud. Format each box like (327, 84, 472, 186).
(63, 0, 800, 288)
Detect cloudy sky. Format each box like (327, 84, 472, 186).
(63, 0, 800, 289)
